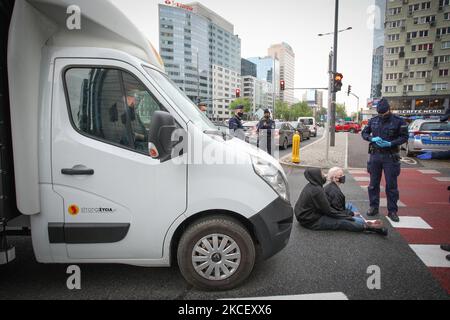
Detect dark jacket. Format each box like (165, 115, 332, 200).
(294, 169, 352, 228)
(324, 182, 354, 218)
(362, 114, 408, 151)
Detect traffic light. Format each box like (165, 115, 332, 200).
(333, 73, 343, 93)
(280, 80, 286, 91)
(347, 85, 352, 96)
(235, 88, 241, 98)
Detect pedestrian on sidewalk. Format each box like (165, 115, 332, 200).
(325, 167, 383, 228)
(362, 98, 408, 223)
(294, 168, 388, 236)
(257, 109, 276, 156)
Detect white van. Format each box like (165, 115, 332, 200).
(0, 0, 293, 291)
(298, 117, 318, 137)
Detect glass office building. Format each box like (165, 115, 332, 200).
(159, 4, 210, 104)
(159, 2, 242, 119)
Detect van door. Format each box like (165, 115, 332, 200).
(51, 59, 187, 260)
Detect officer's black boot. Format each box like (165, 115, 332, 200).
(388, 212, 400, 223)
(367, 207, 379, 217)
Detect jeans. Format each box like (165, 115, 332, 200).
(345, 203, 365, 226)
(310, 215, 366, 233)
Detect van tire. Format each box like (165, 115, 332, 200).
(177, 216, 255, 291)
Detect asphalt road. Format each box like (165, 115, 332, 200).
(0, 164, 447, 300)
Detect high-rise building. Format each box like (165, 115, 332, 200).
(382, 0, 450, 117)
(242, 76, 274, 115)
(247, 56, 280, 110)
(268, 43, 296, 105)
(371, 0, 387, 99)
(241, 58, 257, 77)
(159, 2, 241, 120)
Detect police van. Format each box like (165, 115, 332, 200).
(0, 0, 293, 291)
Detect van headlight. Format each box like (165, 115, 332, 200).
(251, 156, 290, 202)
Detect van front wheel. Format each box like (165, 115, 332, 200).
(177, 216, 256, 291)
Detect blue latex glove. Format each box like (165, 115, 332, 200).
(376, 140, 392, 148)
(417, 152, 433, 160)
(371, 137, 383, 143)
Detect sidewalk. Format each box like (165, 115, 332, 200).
(280, 131, 348, 169)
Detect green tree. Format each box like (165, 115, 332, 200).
(336, 104, 348, 120)
(291, 102, 313, 120)
(273, 100, 290, 121)
(229, 98, 251, 113)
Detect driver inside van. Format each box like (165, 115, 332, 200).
(121, 92, 148, 152)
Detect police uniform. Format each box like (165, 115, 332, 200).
(257, 116, 275, 155)
(362, 101, 408, 218)
(229, 113, 245, 140)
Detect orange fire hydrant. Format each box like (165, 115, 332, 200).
(292, 131, 301, 164)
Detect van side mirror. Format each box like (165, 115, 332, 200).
(148, 111, 177, 161)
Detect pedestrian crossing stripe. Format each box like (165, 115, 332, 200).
(354, 176, 370, 182)
(410, 245, 450, 268)
(380, 198, 407, 208)
(434, 177, 450, 182)
(222, 292, 349, 301)
(418, 170, 441, 175)
(387, 217, 433, 230)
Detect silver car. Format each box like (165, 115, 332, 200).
(406, 119, 450, 156)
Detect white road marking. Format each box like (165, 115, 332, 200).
(418, 170, 441, 175)
(410, 245, 450, 268)
(300, 133, 326, 151)
(223, 292, 349, 301)
(354, 176, 371, 182)
(345, 133, 349, 170)
(349, 170, 368, 175)
(388, 217, 433, 230)
(434, 177, 450, 182)
(380, 198, 406, 208)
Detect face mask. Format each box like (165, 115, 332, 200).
(322, 175, 327, 185)
(338, 176, 346, 184)
(238, 112, 244, 118)
(265, 115, 270, 119)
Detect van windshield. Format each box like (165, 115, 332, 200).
(143, 66, 216, 132)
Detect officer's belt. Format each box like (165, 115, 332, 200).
(370, 146, 400, 154)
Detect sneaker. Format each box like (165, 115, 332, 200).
(367, 207, 379, 217)
(388, 212, 400, 223)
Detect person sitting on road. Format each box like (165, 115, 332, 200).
(294, 168, 388, 236)
(325, 167, 383, 228)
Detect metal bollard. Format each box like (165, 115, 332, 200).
(292, 131, 301, 164)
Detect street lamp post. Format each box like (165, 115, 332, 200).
(331, 0, 339, 147)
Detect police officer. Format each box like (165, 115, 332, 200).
(229, 105, 245, 140)
(257, 109, 276, 155)
(362, 98, 408, 223)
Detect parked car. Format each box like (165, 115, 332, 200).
(406, 120, 450, 157)
(243, 121, 258, 144)
(298, 117, 318, 137)
(335, 121, 361, 133)
(290, 122, 311, 141)
(276, 122, 296, 150)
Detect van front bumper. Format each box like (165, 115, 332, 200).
(249, 197, 293, 260)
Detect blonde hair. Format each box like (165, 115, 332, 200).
(328, 167, 344, 181)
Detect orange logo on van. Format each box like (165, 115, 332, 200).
(68, 205, 80, 216)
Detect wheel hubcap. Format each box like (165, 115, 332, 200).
(192, 234, 241, 281)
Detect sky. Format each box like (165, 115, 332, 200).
(111, 0, 380, 114)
